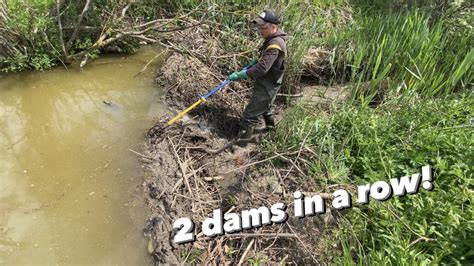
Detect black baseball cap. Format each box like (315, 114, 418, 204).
(252, 10, 280, 25)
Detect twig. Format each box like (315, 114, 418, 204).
(408, 236, 435, 248)
(279, 254, 289, 265)
(66, 0, 92, 51)
(134, 50, 166, 78)
(237, 239, 254, 266)
(287, 223, 319, 264)
(262, 226, 287, 252)
(128, 148, 154, 161)
(63, 26, 100, 31)
(383, 203, 429, 240)
(187, 149, 204, 215)
(55, 0, 68, 61)
(277, 153, 307, 178)
(282, 125, 314, 180)
(224, 151, 299, 174)
(132, 18, 173, 29)
(120, 2, 132, 19)
(67, 15, 203, 61)
(134, 7, 198, 30)
(130, 34, 158, 44)
(167, 137, 193, 197)
(42, 31, 68, 69)
(277, 93, 304, 97)
(158, 178, 183, 199)
(300, 192, 333, 200)
(223, 233, 297, 238)
(210, 49, 254, 59)
(190, 138, 239, 155)
(153, 20, 208, 33)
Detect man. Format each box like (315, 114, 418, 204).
(228, 10, 288, 140)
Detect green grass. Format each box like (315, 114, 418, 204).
(267, 93, 473, 264)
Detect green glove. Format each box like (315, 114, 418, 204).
(249, 59, 258, 66)
(228, 70, 248, 81)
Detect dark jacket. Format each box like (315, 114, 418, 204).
(246, 30, 288, 80)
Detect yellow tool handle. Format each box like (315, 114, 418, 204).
(167, 98, 206, 125)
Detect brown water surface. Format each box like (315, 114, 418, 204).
(0, 46, 166, 265)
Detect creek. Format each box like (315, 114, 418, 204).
(0, 46, 167, 265)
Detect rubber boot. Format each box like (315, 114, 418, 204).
(236, 124, 254, 147)
(263, 114, 276, 129)
(255, 115, 276, 133)
(237, 124, 254, 140)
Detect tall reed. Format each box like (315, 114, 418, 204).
(329, 10, 472, 104)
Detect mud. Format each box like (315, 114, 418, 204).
(143, 117, 331, 264)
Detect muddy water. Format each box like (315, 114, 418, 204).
(0, 46, 167, 265)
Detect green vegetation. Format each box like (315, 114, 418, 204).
(270, 95, 473, 264)
(181, 248, 203, 263)
(0, 0, 58, 71)
(0, 0, 169, 72)
(330, 9, 473, 101)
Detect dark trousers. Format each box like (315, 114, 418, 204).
(241, 63, 284, 128)
(241, 82, 281, 127)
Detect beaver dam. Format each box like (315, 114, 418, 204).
(139, 21, 341, 263)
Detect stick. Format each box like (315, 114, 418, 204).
(210, 49, 254, 59)
(279, 254, 289, 265)
(224, 151, 299, 174)
(299, 192, 333, 200)
(128, 148, 154, 161)
(66, 0, 92, 51)
(226, 233, 297, 238)
(408, 236, 435, 248)
(167, 137, 193, 197)
(185, 139, 237, 155)
(133, 50, 166, 78)
(158, 178, 183, 199)
(120, 2, 132, 19)
(277, 93, 304, 97)
(237, 239, 254, 266)
(281, 126, 313, 181)
(55, 0, 68, 60)
(287, 223, 319, 264)
(277, 154, 307, 178)
(187, 149, 202, 214)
